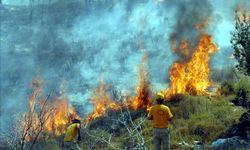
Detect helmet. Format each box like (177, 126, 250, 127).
(156, 91, 165, 100)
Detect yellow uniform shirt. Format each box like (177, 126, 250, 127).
(64, 123, 80, 142)
(148, 104, 173, 128)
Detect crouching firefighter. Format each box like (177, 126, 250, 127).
(64, 119, 82, 150)
(148, 92, 173, 150)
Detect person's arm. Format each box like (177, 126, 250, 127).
(147, 114, 153, 120)
(77, 125, 81, 141)
(147, 107, 153, 120)
(166, 107, 173, 122)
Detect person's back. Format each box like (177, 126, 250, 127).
(148, 92, 173, 150)
(149, 104, 172, 128)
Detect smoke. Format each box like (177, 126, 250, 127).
(169, 0, 214, 59)
(1, 0, 57, 5)
(68, 0, 176, 91)
(0, 0, 249, 132)
(210, 0, 250, 68)
(0, 0, 175, 131)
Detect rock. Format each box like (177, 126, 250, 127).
(178, 141, 190, 148)
(177, 141, 204, 150)
(191, 141, 204, 150)
(193, 140, 203, 145)
(211, 136, 249, 150)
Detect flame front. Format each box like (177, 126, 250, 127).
(129, 53, 151, 110)
(85, 53, 153, 122)
(21, 79, 79, 142)
(85, 79, 121, 123)
(165, 32, 218, 98)
(21, 31, 218, 139)
(44, 97, 79, 136)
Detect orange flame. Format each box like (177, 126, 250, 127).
(21, 78, 79, 141)
(129, 53, 151, 110)
(85, 54, 152, 122)
(21, 30, 218, 135)
(44, 97, 79, 136)
(85, 79, 121, 123)
(164, 32, 218, 98)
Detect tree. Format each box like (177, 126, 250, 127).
(231, 10, 250, 76)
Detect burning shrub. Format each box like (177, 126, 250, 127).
(129, 53, 152, 110)
(85, 54, 152, 123)
(165, 32, 218, 98)
(10, 78, 79, 150)
(84, 79, 122, 123)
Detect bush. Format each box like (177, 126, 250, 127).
(220, 81, 235, 96)
(232, 77, 250, 109)
(169, 94, 245, 145)
(235, 77, 250, 93)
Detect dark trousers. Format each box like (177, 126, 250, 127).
(153, 128, 170, 150)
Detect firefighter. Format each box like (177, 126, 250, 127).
(148, 92, 173, 150)
(64, 119, 82, 150)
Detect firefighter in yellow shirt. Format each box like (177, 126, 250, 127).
(148, 92, 173, 150)
(64, 119, 81, 150)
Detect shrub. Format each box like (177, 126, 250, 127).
(234, 77, 250, 94)
(232, 77, 250, 109)
(168, 94, 245, 146)
(220, 81, 235, 96)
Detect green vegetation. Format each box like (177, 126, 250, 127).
(75, 81, 247, 149)
(168, 95, 245, 147)
(231, 10, 250, 76)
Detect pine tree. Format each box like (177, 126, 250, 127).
(231, 10, 250, 76)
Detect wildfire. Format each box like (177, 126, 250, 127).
(129, 53, 151, 110)
(21, 27, 218, 140)
(164, 32, 218, 98)
(21, 78, 79, 142)
(44, 97, 79, 136)
(85, 79, 121, 123)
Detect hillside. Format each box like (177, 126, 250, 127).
(1, 77, 247, 150)
(1, 1, 250, 150)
